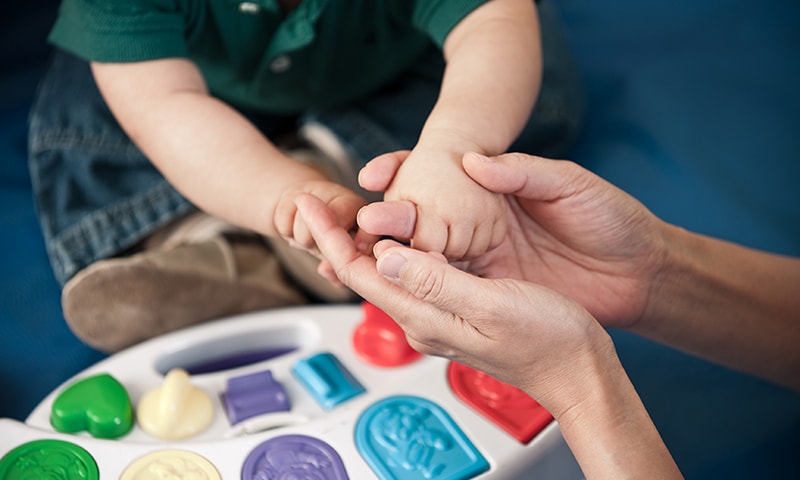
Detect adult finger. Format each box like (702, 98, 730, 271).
(375, 244, 496, 322)
(462, 151, 597, 202)
(294, 193, 424, 314)
(295, 193, 476, 346)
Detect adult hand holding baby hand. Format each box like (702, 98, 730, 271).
(358, 151, 665, 330)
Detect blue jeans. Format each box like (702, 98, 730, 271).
(28, 0, 583, 287)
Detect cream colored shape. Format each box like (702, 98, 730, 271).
(137, 368, 213, 440)
(121, 449, 221, 480)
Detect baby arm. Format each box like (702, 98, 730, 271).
(381, 0, 543, 259)
(90, 58, 366, 249)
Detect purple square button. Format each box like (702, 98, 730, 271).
(221, 370, 290, 425)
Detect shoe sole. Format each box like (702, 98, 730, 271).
(62, 258, 307, 353)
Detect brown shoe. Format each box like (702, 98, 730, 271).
(62, 234, 309, 353)
(267, 236, 358, 303)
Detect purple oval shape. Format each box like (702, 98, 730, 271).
(242, 434, 349, 480)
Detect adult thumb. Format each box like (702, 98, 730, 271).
(462, 151, 591, 203)
(375, 246, 486, 315)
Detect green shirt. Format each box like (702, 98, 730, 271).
(49, 0, 488, 113)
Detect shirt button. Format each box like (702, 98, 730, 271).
(238, 2, 261, 14)
(270, 55, 292, 73)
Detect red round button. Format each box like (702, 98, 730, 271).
(352, 302, 421, 367)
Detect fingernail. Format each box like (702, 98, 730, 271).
(377, 253, 406, 280)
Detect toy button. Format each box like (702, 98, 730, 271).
(269, 55, 292, 73)
(137, 368, 214, 440)
(121, 450, 221, 480)
(292, 352, 365, 410)
(353, 301, 421, 367)
(242, 434, 348, 480)
(355, 395, 488, 480)
(447, 362, 553, 444)
(50, 372, 133, 439)
(221, 369, 290, 425)
(0, 439, 99, 480)
(238, 2, 261, 14)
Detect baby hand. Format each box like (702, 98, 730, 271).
(274, 179, 374, 256)
(359, 150, 506, 260)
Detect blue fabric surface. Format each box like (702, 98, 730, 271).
(1, 1, 798, 478)
(555, 1, 800, 477)
(0, 1, 107, 422)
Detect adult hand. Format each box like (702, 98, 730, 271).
(359, 151, 667, 329)
(295, 190, 683, 480)
(294, 192, 608, 411)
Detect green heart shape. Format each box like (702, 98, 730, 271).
(50, 373, 133, 439)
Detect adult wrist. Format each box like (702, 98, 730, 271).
(632, 221, 689, 336)
(541, 330, 680, 478)
(529, 324, 621, 424)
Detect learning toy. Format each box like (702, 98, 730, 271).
(0, 439, 99, 480)
(448, 362, 554, 444)
(292, 352, 366, 410)
(353, 300, 422, 367)
(355, 395, 490, 480)
(121, 449, 221, 480)
(242, 434, 348, 480)
(50, 372, 133, 439)
(137, 368, 214, 440)
(0, 303, 582, 479)
(222, 369, 290, 424)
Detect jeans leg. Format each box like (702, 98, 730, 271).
(301, 0, 585, 170)
(28, 50, 194, 287)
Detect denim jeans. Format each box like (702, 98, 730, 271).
(28, 0, 583, 287)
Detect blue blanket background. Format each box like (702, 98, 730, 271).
(1, 1, 798, 477)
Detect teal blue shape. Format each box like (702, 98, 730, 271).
(355, 395, 489, 480)
(292, 352, 365, 410)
